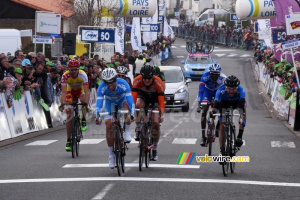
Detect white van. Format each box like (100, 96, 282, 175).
(195, 9, 229, 26)
(0, 29, 22, 56)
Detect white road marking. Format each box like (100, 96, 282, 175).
(180, 45, 186, 48)
(214, 54, 226, 57)
(228, 54, 238, 57)
(243, 140, 245, 146)
(240, 54, 252, 57)
(172, 138, 197, 144)
(129, 139, 139, 144)
(213, 49, 235, 52)
(25, 140, 58, 146)
(176, 56, 185, 58)
(271, 141, 296, 148)
(172, 46, 177, 48)
(92, 184, 114, 200)
(1, 177, 299, 187)
(62, 163, 200, 169)
(80, 139, 105, 144)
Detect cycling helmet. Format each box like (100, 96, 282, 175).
(102, 68, 117, 83)
(117, 66, 128, 74)
(140, 64, 154, 77)
(224, 75, 240, 88)
(209, 63, 221, 74)
(68, 59, 80, 68)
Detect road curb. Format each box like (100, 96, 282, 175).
(250, 58, 300, 137)
(0, 125, 65, 148)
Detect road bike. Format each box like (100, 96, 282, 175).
(213, 108, 240, 177)
(135, 104, 160, 171)
(98, 105, 129, 176)
(64, 100, 87, 158)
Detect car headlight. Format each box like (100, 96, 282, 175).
(176, 86, 187, 93)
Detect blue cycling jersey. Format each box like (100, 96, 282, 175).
(215, 84, 246, 102)
(198, 72, 226, 102)
(96, 78, 135, 116)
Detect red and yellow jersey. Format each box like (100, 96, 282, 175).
(132, 75, 165, 115)
(61, 69, 88, 90)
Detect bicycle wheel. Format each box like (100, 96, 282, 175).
(71, 118, 77, 158)
(145, 126, 151, 168)
(76, 117, 81, 156)
(139, 124, 146, 171)
(222, 127, 229, 177)
(121, 134, 125, 173)
(114, 125, 121, 176)
(230, 125, 237, 173)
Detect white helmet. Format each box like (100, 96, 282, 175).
(102, 68, 117, 83)
(117, 66, 128, 74)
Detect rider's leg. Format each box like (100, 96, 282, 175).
(152, 111, 160, 161)
(105, 118, 115, 168)
(79, 93, 88, 131)
(134, 98, 145, 141)
(236, 106, 246, 147)
(65, 107, 73, 151)
(122, 100, 132, 142)
(200, 104, 209, 146)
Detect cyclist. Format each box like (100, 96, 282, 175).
(60, 60, 90, 151)
(153, 65, 165, 82)
(95, 68, 135, 169)
(212, 75, 246, 156)
(132, 64, 165, 161)
(117, 66, 132, 88)
(198, 63, 226, 147)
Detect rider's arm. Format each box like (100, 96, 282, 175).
(238, 86, 246, 113)
(198, 75, 206, 102)
(95, 82, 105, 116)
(60, 84, 67, 104)
(123, 81, 135, 116)
(154, 77, 165, 116)
(213, 86, 223, 113)
(131, 75, 142, 104)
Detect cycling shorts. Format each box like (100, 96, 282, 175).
(103, 96, 127, 119)
(66, 86, 84, 103)
(202, 89, 216, 103)
(137, 90, 159, 108)
(218, 100, 246, 121)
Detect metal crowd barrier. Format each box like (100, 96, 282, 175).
(173, 26, 249, 49)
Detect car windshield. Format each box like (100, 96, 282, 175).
(187, 56, 210, 64)
(163, 69, 184, 83)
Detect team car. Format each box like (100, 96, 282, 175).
(181, 53, 213, 80)
(159, 66, 191, 112)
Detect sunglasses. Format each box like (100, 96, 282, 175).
(143, 77, 153, 80)
(226, 87, 237, 92)
(70, 68, 79, 72)
(104, 80, 116, 85)
(118, 75, 126, 78)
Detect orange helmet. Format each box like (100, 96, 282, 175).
(68, 59, 80, 68)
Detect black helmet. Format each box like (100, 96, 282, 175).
(140, 64, 154, 77)
(224, 75, 240, 88)
(138, 54, 144, 60)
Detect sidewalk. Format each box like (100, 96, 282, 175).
(250, 59, 300, 137)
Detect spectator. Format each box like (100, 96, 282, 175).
(36, 52, 45, 64)
(45, 61, 53, 72)
(0, 56, 9, 80)
(28, 52, 37, 67)
(134, 54, 145, 77)
(14, 50, 24, 61)
(13, 59, 22, 69)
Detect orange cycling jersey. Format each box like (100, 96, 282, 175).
(61, 69, 88, 103)
(132, 75, 165, 115)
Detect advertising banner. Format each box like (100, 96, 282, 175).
(115, 18, 125, 54)
(236, 0, 276, 20)
(142, 17, 152, 44)
(285, 14, 300, 35)
(272, 0, 300, 26)
(151, 6, 158, 41)
(103, 0, 157, 17)
(81, 29, 115, 43)
(170, 19, 179, 27)
(131, 17, 142, 51)
(0, 94, 11, 141)
(36, 12, 61, 34)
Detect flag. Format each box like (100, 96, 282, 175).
(115, 17, 125, 54)
(131, 17, 141, 52)
(151, 6, 158, 41)
(142, 17, 152, 44)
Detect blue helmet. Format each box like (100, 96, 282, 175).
(209, 63, 221, 74)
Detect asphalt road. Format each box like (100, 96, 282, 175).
(0, 38, 299, 200)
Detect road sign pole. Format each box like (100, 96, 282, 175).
(43, 43, 45, 55)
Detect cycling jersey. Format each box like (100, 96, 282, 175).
(61, 69, 88, 103)
(198, 72, 226, 102)
(96, 78, 135, 117)
(132, 75, 165, 115)
(214, 84, 246, 121)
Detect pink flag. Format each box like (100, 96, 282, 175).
(272, 0, 300, 26)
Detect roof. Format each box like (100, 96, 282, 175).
(11, 0, 75, 19)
